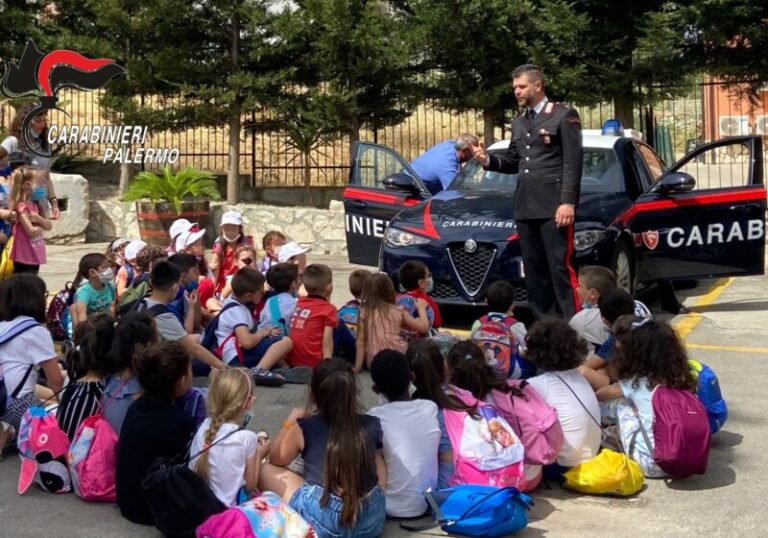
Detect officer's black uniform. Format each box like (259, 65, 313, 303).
(485, 99, 583, 318)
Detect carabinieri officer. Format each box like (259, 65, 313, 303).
(473, 64, 583, 319)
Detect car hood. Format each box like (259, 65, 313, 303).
(391, 189, 632, 241)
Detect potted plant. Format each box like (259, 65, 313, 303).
(123, 166, 221, 247)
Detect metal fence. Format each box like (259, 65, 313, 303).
(2, 78, 766, 187)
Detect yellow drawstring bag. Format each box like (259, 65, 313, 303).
(563, 449, 644, 496)
(0, 235, 14, 281)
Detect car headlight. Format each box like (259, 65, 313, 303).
(384, 227, 431, 248)
(574, 230, 607, 251)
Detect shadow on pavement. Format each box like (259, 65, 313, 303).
(663, 430, 741, 492)
(688, 300, 768, 313)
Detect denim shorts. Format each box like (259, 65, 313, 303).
(289, 482, 386, 538)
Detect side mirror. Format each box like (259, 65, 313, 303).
(384, 173, 420, 195)
(658, 172, 695, 194)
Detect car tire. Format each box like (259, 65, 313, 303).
(611, 241, 635, 295)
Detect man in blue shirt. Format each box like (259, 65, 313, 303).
(410, 133, 478, 195)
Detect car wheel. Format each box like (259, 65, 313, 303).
(612, 242, 635, 295)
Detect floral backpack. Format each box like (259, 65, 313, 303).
(196, 491, 315, 538)
(442, 385, 526, 490)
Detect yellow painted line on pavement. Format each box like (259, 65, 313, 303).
(686, 342, 768, 354)
(674, 277, 734, 340)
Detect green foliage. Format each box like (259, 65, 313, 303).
(49, 149, 97, 173)
(123, 166, 221, 214)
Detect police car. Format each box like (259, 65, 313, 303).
(343, 127, 766, 306)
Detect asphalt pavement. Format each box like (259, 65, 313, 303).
(0, 243, 765, 537)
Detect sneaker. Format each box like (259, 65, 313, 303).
(273, 366, 312, 384)
(251, 368, 285, 387)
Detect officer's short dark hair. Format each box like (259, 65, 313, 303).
(267, 262, 299, 293)
(398, 260, 429, 291)
(486, 280, 516, 313)
(150, 261, 181, 292)
(512, 64, 544, 84)
(598, 288, 635, 326)
(232, 267, 265, 297)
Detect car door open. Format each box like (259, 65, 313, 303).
(625, 135, 766, 281)
(344, 142, 430, 266)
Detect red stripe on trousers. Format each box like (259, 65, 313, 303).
(564, 224, 581, 315)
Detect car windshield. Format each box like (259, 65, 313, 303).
(447, 148, 624, 194)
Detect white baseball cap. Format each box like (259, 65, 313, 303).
(220, 210, 243, 227)
(277, 242, 311, 263)
(125, 240, 147, 261)
(111, 238, 130, 252)
(169, 218, 195, 240)
(175, 229, 206, 252)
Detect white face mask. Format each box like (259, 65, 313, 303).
(98, 268, 114, 284)
(223, 233, 241, 243)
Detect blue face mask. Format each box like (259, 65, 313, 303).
(425, 276, 434, 294)
(581, 302, 594, 310)
(31, 186, 47, 202)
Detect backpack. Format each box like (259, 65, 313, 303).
(635, 387, 711, 478)
(405, 485, 531, 538)
(67, 414, 119, 502)
(562, 448, 645, 496)
(337, 299, 360, 336)
(689, 359, 728, 434)
(46, 282, 74, 341)
(18, 406, 72, 494)
(442, 385, 526, 489)
(266, 295, 288, 336)
(141, 419, 251, 537)
(395, 292, 434, 340)
(117, 276, 151, 316)
(471, 314, 534, 379)
(196, 491, 314, 538)
(0, 318, 39, 416)
(199, 302, 246, 364)
(490, 380, 564, 466)
(178, 387, 208, 428)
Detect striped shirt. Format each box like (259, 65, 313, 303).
(57, 380, 104, 440)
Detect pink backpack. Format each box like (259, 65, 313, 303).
(491, 380, 564, 466)
(67, 414, 120, 501)
(442, 385, 525, 489)
(18, 406, 71, 494)
(637, 387, 711, 478)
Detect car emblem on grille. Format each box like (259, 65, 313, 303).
(464, 239, 477, 253)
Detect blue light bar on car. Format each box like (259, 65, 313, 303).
(602, 119, 624, 136)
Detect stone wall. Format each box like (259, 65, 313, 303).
(45, 174, 89, 244)
(87, 199, 348, 255)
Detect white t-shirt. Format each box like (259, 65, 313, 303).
(216, 298, 253, 364)
(527, 369, 601, 467)
(0, 317, 57, 401)
(368, 399, 440, 517)
(569, 308, 610, 349)
(189, 419, 258, 507)
(258, 292, 298, 331)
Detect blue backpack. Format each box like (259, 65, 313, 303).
(266, 295, 288, 336)
(689, 359, 727, 434)
(404, 485, 531, 537)
(200, 302, 246, 363)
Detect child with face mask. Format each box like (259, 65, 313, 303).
(8, 166, 51, 275)
(395, 260, 442, 339)
(211, 211, 253, 294)
(71, 253, 117, 331)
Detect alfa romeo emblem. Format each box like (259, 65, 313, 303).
(464, 239, 477, 253)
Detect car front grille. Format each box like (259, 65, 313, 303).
(432, 280, 460, 300)
(447, 243, 496, 297)
(514, 286, 528, 304)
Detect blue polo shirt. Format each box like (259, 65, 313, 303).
(410, 140, 460, 195)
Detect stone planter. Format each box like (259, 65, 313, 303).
(135, 200, 212, 247)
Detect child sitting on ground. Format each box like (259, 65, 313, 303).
(258, 262, 300, 336)
(167, 253, 203, 335)
(396, 260, 442, 338)
(276, 241, 310, 279)
(470, 280, 532, 379)
(190, 368, 270, 506)
(116, 240, 146, 298)
(597, 316, 698, 477)
(525, 319, 600, 470)
(70, 252, 116, 331)
(58, 314, 110, 440)
(258, 230, 286, 275)
(116, 341, 196, 525)
(354, 273, 429, 372)
(218, 244, 259, 300)
(106, 238, 129, 276)
(570, 265, 651, 353)
(258, 359, 387, 537)
(578, 287, 637, 390)
(254, 264, 338, 381)
(368, 349, 440, 518)
(338, 269, 372, 337)
(214, 268, 282, 374)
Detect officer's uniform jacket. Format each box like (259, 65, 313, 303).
(487, 100, 583, 220)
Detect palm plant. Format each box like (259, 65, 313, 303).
(123, 166, 221, 214)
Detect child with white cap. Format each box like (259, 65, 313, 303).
(106, 237, 130, 276)
(211, 210, 253, 293)
(276, 242, 310, 276)
(166, 218, 195, 256)
(116, 239, 147, 298)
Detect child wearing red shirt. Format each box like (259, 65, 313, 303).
(252, 264, 337, 382)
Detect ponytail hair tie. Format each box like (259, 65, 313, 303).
(202, 443, 211, 450)
(631, 318, 651, 329)
(464, 353, 474, 361)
